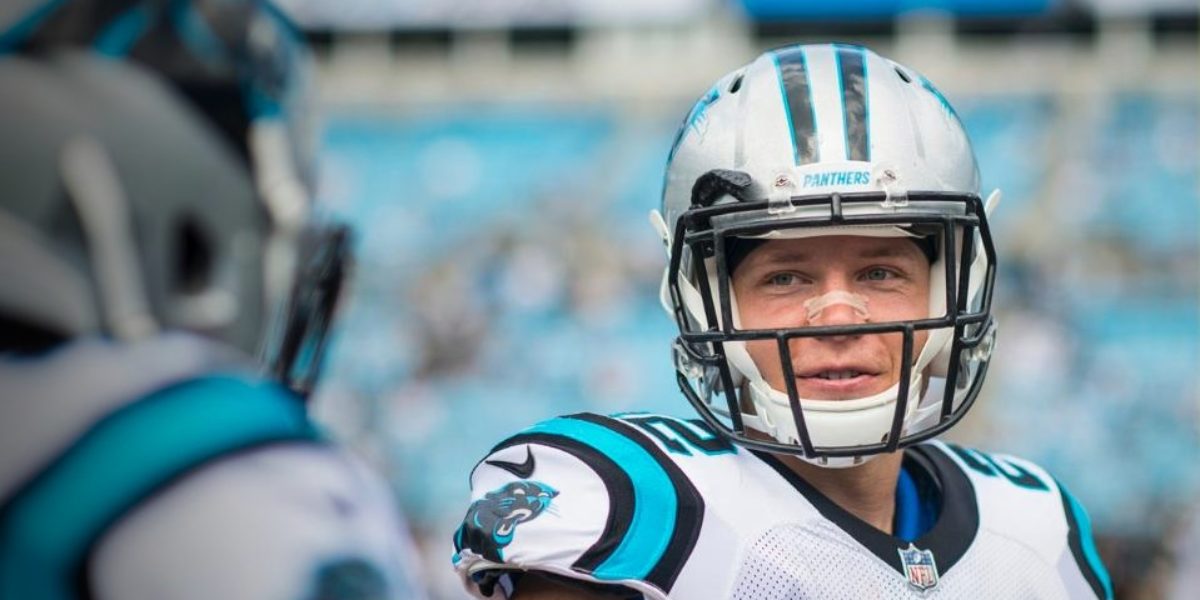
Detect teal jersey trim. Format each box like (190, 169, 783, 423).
(1060, 483, 1113, 599)
(93, 4, 154, 57)
(0, 375, 321, 600)
(522, 417, 677, 582)
(0, 0, 67, 53)
(170, 0, 230, 69)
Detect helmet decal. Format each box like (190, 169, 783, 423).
(668, 84, 721, 165)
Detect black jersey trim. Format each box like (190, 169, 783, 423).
(749, 443, 978, 577)
(567, 414, 704, 594)
(473, 432, 635, 571)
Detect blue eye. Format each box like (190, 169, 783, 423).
(863, 268, 893, 281)
(767, 273, 799, 286)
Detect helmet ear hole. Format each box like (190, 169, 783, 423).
(894, 66, 913, 84)
(174, 217, 213, 295)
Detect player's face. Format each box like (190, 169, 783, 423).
(731, 235, 931, 401)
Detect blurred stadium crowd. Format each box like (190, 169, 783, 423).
(279, 0, 1198, 598)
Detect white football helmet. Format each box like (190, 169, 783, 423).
(652, 43, 1001, 467)
(0, 0, 347, 398)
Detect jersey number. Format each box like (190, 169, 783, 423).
(623, 416, 735, 456)
(948, 444, 1048, 491)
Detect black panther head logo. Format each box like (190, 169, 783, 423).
(454, 480, 559, 562)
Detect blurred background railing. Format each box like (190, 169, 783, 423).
(276, 1, 1198, 597)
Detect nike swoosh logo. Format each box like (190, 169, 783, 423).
(485, 445, 536, 479)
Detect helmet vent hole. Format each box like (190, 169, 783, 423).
(894, 67, 912, 84)
(175, 218, 213, 295)
(728, 74, 744, 94)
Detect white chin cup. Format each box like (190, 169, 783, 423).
(728, 338, 926, 468)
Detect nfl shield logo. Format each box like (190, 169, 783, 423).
(898, 543, 940, 592)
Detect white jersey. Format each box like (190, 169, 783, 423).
(0, 333, 426, 600)
(452, 413, 1111, 600)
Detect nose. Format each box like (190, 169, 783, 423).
(802, 288, 870, 341)
(809, 302, 867, 326)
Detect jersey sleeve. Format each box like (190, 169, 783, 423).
(90, 444, 427, 600)
(1051, 477, 1114, 600)
(452, 414, 696, 600)
(938, 442, 1112, 600)
(981, 450, 1113, 600)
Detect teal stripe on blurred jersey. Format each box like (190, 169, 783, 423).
(0, 375, 320, 600)
(93, 4, 153, 56)
(0, 0, 67, 53)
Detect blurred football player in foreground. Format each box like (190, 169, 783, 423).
(0, 1, 425, 598)
(451, 43, 1111, 599)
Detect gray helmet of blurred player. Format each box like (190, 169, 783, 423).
(652, 43, 1001, 467)
(0, 0, 348, 396)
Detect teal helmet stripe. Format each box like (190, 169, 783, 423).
(835, 44, 871, 161)
(772, 46, 819, 165)
(522, 416, 678, 582)
(0, 375, 321, 600)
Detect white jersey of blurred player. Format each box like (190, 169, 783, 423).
(0, 28, 426, 595)
(453, 413, 1109, 600)
(0, 334, 427, 600)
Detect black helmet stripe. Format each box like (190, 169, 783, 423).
(836, 44, 871, 162)
(772, 46, 819, 165)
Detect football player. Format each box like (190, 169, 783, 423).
(0, 2, 425, 598)
(451, 43, 1112, 599)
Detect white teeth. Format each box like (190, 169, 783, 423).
(818, 370, 862, 381)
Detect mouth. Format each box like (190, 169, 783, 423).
(795, 366, 883, 398)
